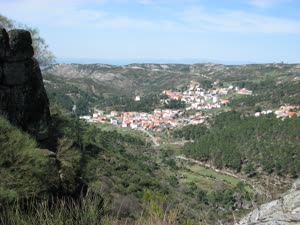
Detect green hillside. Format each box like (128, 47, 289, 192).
(43, 63, 300, 114)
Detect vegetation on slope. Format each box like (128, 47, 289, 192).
(0, 116, 59, 203)
(182, 111, 300, 177)
(1, 108, 258, 224)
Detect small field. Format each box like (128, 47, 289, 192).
(177, 162, 255, 193)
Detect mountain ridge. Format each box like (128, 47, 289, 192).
(44, 62, 300, 97)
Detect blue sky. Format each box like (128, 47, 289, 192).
(1, 0, 300, 64)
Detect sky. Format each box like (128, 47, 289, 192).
(0, 0, 300, 64)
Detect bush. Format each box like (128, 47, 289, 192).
(0, 116, 59, 203)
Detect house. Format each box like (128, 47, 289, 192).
(122, 121, 130, 128)
(192, 119, 204, 124)
(191, 103, 199, 109)
(287, 112, 296, 118)
(111, 111, 119, 116)
(163, 90, 173, 96)
(212, 96, 219, 103)
(130, 123, 138, 129)
(170, 94, 182, 100)
(110, 118, 118, 125)
(79, 115, 91, 120)
(154, 109, 162, 114)
(154, 120, 161, 126)
(254, 112, 261, 117)
(238, 88, 253, 95)
(220, 99, 230, 105)
(135, 96, 141, 101)
(261, 110, 273, 115)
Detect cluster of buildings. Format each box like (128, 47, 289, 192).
(254, 105, 300, 119)
(80, 109, 186, 131)
(80, 80, 253, 131)
(274, 106, 300, 119)
(162, 81, 249, 111)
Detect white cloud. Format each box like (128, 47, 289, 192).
(247, 0, 293, 8)
(0, 0, 299, 34)
(181, 7, 300, 34)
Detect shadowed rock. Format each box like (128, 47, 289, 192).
(0, 27, 50, 140)
(0, 27, 9, 60)
(7, 29, 34, 61)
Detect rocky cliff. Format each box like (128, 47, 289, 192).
(0, 27, 50, 140)
(237, 179, 300, 225)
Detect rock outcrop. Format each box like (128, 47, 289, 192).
(237, 179, 300, 225)
(0, 27, 50, 140)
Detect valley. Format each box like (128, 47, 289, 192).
(1, 60, 300, 225)
(41, 62, 300, 223)
(1, 3, 300, 224)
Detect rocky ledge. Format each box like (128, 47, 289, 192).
(0, 27, 51, 140)
(237, 179, 300, 225)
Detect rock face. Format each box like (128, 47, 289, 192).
(0, 27, 50, 140)
(237, 179, 300, 225)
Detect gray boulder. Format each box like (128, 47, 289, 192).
(237, 179, 300, 225)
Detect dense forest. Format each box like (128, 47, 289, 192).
(181, 111, 300, 177)
(230, 79, 300, 108)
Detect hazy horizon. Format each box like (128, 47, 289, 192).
(57, 57, 294, 65)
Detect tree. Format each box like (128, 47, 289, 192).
(0, 14, 55, 66)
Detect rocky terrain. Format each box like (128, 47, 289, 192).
(0, 27, 50, 140)
(237, 179, 300, 225)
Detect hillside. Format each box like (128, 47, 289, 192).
(2, 60, 300, 224)
(43, 63, 300, 114)
(44, 63, 300, 96)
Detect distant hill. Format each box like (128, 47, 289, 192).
(44, 63, 300, 95)
(43, 63, 300, 114)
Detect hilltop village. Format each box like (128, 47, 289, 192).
(79, 81, 255, 131)
(79, 80, 300, 131)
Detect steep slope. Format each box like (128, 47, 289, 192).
(0, 116, 59, 203)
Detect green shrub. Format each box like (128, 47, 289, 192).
(0, 116, 59, 203)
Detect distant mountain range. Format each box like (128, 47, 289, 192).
(57, 57, 262, 65)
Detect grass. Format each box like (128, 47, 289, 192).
(0, 192, 184, 225)
(188, 165, 240, 186)
(0, 192, 105, 225)
(180, 171, 219, 192)
(178, 163, 255, 193)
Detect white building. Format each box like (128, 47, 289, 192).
(213, 96, 219, 103)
